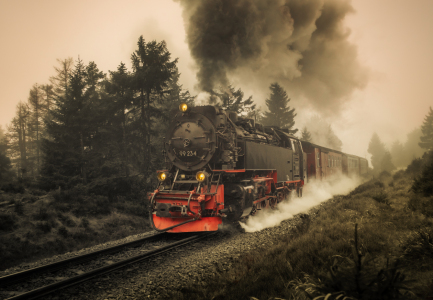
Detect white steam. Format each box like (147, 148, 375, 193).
(240, 175, 362, 232)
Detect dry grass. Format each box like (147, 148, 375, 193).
(169, 178, 433, 300)
(0, 191, 151, 270)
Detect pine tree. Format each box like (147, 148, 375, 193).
(419, 106, 433, 151)
(381, 151, 396, 173)
(0, 126, 12, 182)
(390, 140, 405, 168)
(7, 102, 31, 178)
(50, 58, 74, 98)
(210, 85, 255, 115)
(104, 62, 134, 177)
(41, 59, 104, 188)
(262, 83, 297, 132)
(368, 133, 387, 172)
(130, 36, 178, 175)
(301, 127, 312, 142)
(28, 84, 44, 174)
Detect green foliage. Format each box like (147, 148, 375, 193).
(262, 83, 297, 132)
(292, 225, 413, 300)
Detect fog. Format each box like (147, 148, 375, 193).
(240, 175, 362, 232)
(1, 0, 433, 162)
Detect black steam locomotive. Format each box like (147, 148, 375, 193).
(148, 103, 367, 232)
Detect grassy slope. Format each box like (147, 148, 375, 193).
(171, 175, 433, 300)
(0, 190, 151, 271)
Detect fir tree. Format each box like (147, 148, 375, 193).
(368, 133, 387, 172)
(301, 127, 312, 142)
(381, 151, 396, 173)
(50, 58, 74, 98)
(130, 36, 178, 175)
(419, 106, 433, 150)
(262, 83, 297, 132)
(28, 84, 45, 174)
(210, 85, 255, 115)
(41, 59, 104, 188)
(104, 62, 134, 177)
(0, 126, 12, 182)
(7, 102, 31, 178)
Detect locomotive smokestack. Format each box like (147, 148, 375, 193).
(175, 0, 368, 115)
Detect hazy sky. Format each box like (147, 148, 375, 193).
(1, 0, 432, 159)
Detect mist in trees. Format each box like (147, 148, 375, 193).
(2, 36, 194, 193)
(368, 133, 395, 174)
(390, 128, 425, 169)
(302, 115, 342, 151)
(419, 106, 433, 151)
(301, 127, 312, 142)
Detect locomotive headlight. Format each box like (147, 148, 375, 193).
(157, 172, 167, 182)
(179, 103, 189, 112)
(196, 171, 207, 182)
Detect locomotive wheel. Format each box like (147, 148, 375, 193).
(270, 197, 278, 209)
(276, 191, 284, 203)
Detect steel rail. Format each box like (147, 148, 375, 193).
(5, 232, 216, 300)
(0, 232, 166, 287)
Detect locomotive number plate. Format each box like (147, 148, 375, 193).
(173, 149, 197, 157)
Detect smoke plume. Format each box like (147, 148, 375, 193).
(176, 0, 368, 115)
(240, 175, 362, 232)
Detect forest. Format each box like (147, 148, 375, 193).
(0, 36, 353, 197)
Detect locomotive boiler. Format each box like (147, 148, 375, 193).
(148, 103, 307, 232)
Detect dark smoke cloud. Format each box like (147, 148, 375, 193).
(176, 0, 368, 115)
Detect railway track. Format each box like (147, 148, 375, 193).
(0, 231, 216, 300)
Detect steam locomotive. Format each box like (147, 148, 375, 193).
(148, 103, 368, 232)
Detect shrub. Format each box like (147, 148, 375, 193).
(372, 191, 390, 205)
(58, 226, 69, 238)
(80, 218, 90, 228)
(14, 200, 24, 215)
(36, 221, 54, 233)
(0, 182, 25, 194)
(411, 161, 433, 197)
(393, 170, 405, 180)
(402, 227, 433, 270)
(407, 194, 433, 217)
(349, 180, 376, 196)
(57, 213, 76, 227)
(0, 213, 17, 231)
(292, 224, 414, 300)
(33, 206, 53, 221)
(379, 170, 391, 180)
